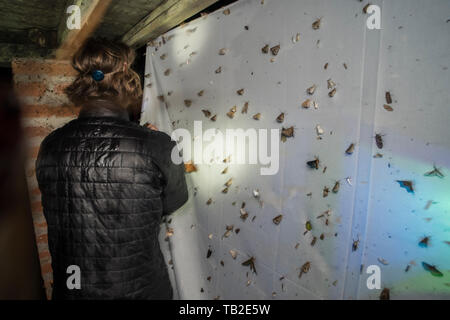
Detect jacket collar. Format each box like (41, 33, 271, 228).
(78, 99, 130, 121)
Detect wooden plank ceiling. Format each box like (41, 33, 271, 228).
(0, 0, 220, 67)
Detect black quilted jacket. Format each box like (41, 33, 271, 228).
(35, 99, 188, 300)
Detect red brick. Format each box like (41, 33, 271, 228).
(21, 104, 80, 118)
(34, 221, 47, 229)
(29, 145, 40, 158)
(41, 263, 53, 274)
(30, 187, 41, 196)
(31, 201, 43, 213)
(12, 59, 76, 77)
(38, 250, 51, 260)
(23, 126, 52, 138)
(15, 82, 46, 97)
(36, 234, 48, 244)
(26, 166, 36, 178)
(52, 82, 72, 95)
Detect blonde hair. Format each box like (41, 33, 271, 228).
(65, 38, 142, 110)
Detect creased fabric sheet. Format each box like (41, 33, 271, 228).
(140, 0, 450, 299)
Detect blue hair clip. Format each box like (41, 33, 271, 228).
(91, 70, 104, 81)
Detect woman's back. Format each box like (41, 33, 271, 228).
(36, 100, 187, 299)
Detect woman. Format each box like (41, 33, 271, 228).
(36, 38, 188, 299)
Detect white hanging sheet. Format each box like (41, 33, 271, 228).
(141, 0, 450, 299)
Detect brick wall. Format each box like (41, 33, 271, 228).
(11, 58, 80, 299)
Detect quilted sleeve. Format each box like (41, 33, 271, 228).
(151, 132, 188, 216)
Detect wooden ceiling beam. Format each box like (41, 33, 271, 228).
(55, 0, 112, 60)
(122, 0, 219, 48)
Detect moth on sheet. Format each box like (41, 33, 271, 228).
(240, 207, 249, 221)
(224, 178, 233, 188)
(385, 91, 392, 104)
(396, 180, 414, 194)
(202, 109, 212, 118)
(345, 143, 355, 155)
(327, 78, 336, 89)
(307, 84, 317, 95)
(270, 45, 280, 56)
(380, 288, 390, 300)
(273, 214, 283, 225)
(332, 181, 340, 194)
(352, 237, 360, 252)
(281, 126, 294, 142)
(305, 220, 312, 232)
(299, 262, 311, 278)
(276, 112, 285, 123)
(323, 186, 329, 198)
(312, 18, 322, 30)
(328, 88, 337, 97)
(383, 104, 393, 112)
(424, 165, 445, 178)
(306, 157, 320, 170)
(302, 99, 312, 109)
(242, 102, 249, 114)
(419, 236, 430, 248)
(184, 161, 197, 173)
(227, 106, 237, 119)
(222, 225, 234, 238)
(242, 257, 257, 275)
(375, 133, 384, 149)
(422, 262, 443, 277)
